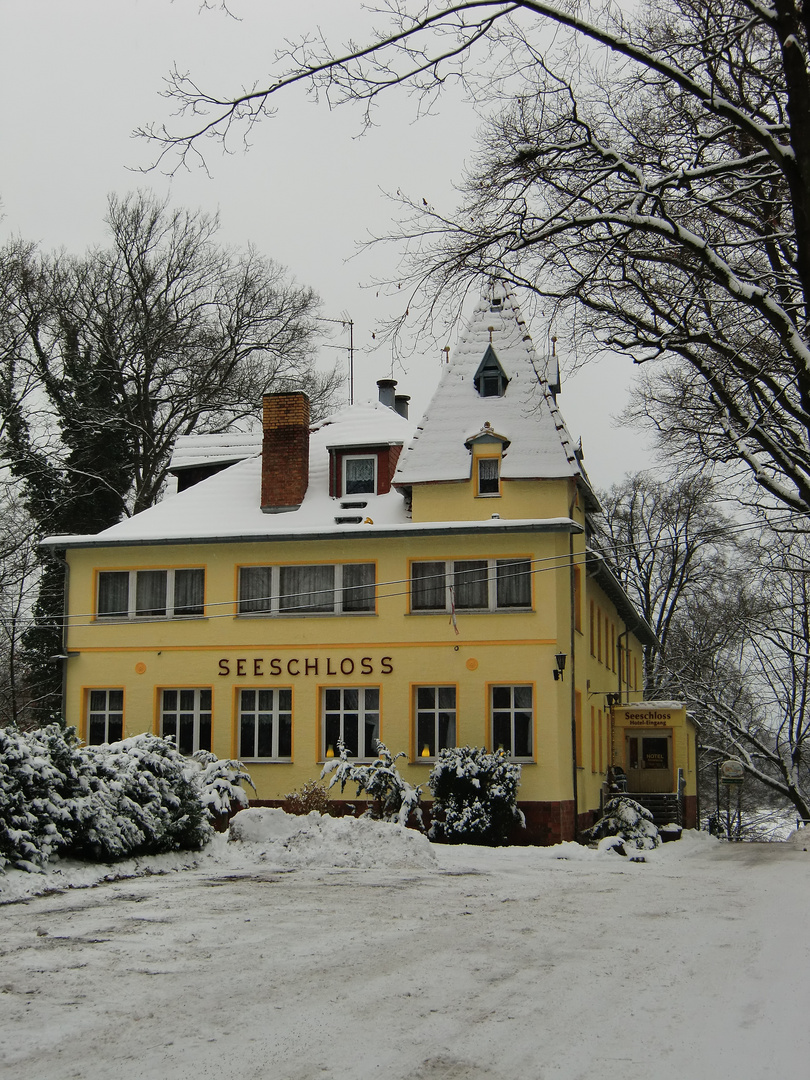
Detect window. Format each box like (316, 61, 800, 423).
(323, 687, 380, 759)
(239, 688, 292, 760)
(415, 686, 456, 759)
(491, 685, 533, 759)
(597, 607, 603, 663)
(574, 566, 582, 633)
(239, 563, 375, 615)
(575, 691, 583, 767)
(86, 689, 123, 744)
(477, 457, 500, 496)
(160, 688, 212, 754)
(473, 345, 509, 397)
(97, 568, 204, 619)
(343, 455, 377, 495)
(410, 559, 532, 612)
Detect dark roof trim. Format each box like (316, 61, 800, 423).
(41, 518, 584, 552)
(585, 549, 660, 650)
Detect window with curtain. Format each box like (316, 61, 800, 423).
(97, 569, 205, 620)
(239, 564, 375, 615)
(343, 455, 377, 494)
(411, 559, 531, 612)
(477, 457, 500, 495)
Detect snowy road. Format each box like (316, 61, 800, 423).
(1, 832, 808, 1080)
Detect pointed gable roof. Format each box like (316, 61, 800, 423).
(394, 283, 594, 497)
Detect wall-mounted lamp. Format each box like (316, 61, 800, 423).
(553, 652, 567, 681)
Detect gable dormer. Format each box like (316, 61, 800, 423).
(474, 345, 509, 398)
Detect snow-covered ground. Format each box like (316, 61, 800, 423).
(2, 812, 809, 1080)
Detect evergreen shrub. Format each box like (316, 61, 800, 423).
(428, 746, 524, 845)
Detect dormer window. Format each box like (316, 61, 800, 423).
(478, 457, 500, 495)
(474, 345, 509, 398)
(343, 455, 377, 495)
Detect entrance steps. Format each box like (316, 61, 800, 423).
(626, 791, 682, 827)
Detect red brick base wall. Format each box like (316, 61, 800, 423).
(247, 798, 601, 846)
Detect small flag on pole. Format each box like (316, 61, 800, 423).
(449, 585, 460, 636)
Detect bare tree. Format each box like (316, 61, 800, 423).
(0, 190, 339, 722)
(0, 192, 337, 519)
(594, 471, 740, 691)
(143, 0, 810, 513)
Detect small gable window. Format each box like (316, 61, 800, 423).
(474, 345, 509, 398)
(478, 457, 500, 495)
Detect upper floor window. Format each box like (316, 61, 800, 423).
(343, 455, 377, 495)
(410, 559, 532, 612)
(477, 456, 500, 496)
(97, 568, 204, 619)
(238, 563, 375, 615)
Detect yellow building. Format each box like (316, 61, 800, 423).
(43, 284, 697, 842)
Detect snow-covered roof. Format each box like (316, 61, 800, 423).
(394, 282, 593, 497)
(169, 432, 262, 473)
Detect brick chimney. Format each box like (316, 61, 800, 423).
(261, 392, 310, 513)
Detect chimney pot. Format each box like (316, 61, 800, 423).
(394, 394, 410, 419)
(377, 379, 397, 410)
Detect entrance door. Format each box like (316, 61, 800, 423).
(625, 731, 673, 792)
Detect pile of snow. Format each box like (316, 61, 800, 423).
(0, 808, 438, 903)
(228, 807, 438, 869)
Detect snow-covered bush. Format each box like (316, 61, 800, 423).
(0, 727, 256, 871)
(190, 750, 255, 826)
(0, 725, 81, 871)
(283, 779, 337, 817)
(321, 739, 423, 827)
(582, 796, 661, 854)
(428, 746, 524, 845)
(67, 734, 213, 860)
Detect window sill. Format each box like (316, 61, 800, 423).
(235, 611, 377, 619)
(240, 758, 293, 764)
(95, 615, 207, 623)
(407, 608, 533, 616)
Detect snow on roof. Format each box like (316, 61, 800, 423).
(394, 283, 591, 490)
(45, 401, 420, 547)
(169, 431, 262, 472)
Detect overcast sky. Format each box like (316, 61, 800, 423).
(0, 0, 652, 489)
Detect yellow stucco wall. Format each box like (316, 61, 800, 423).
(60, 477, 653, 819)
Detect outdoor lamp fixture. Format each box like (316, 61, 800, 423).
(553, 652, 567, 681)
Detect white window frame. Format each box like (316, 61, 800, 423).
(491, 684, 534, 761)
(414, 685, 457, 760)
(97, 568, 205, 620)
(322, 686, 380, 760)
(160, 688, 212, 755)
(476, 456, 501, 496)
(86, 688, 124, 745)
(238, 563, 376, 615)
(238, 687, 293, 761)
(342, 454, 378, 496)
(410, 559, 532, 613)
